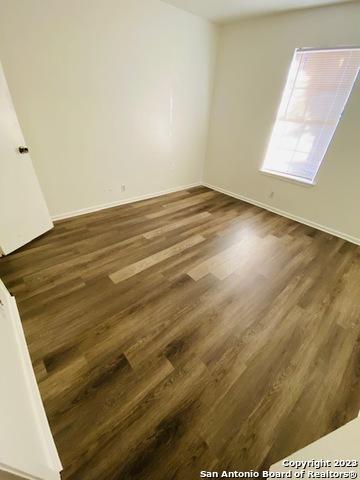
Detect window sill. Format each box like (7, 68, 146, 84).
(259, 169, 316, 187)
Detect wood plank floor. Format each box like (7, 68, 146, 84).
(0, 186, 359, 479)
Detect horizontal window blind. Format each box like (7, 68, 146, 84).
(262, 47, 360, 183)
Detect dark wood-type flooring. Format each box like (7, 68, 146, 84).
(0, 186, 359, 479)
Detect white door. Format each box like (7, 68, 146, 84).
(0, 280, 62, 480)
(0, 61, 53, 255)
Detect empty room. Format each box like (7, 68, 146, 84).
(0, 0, 359, 479)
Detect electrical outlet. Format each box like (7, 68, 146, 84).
(121, 184, 126, 192)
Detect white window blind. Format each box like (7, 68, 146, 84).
(261, 47, 360, 184)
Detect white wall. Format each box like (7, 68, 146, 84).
(271, 416, 360, 475)
(204, 2, 360, 243)
(0, 470, 25, 480)
(0, 0, 218, 218)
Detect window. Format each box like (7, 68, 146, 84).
(261, 47, 360, 184)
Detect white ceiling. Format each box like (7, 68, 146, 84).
(162, 0, 355, 23)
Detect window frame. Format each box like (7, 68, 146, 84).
(259, 46, 360, 186)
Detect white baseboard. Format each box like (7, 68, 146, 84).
(203, 182, 360, 246)
(52, 182, 202, 221)
(51, 179, 360, 246)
